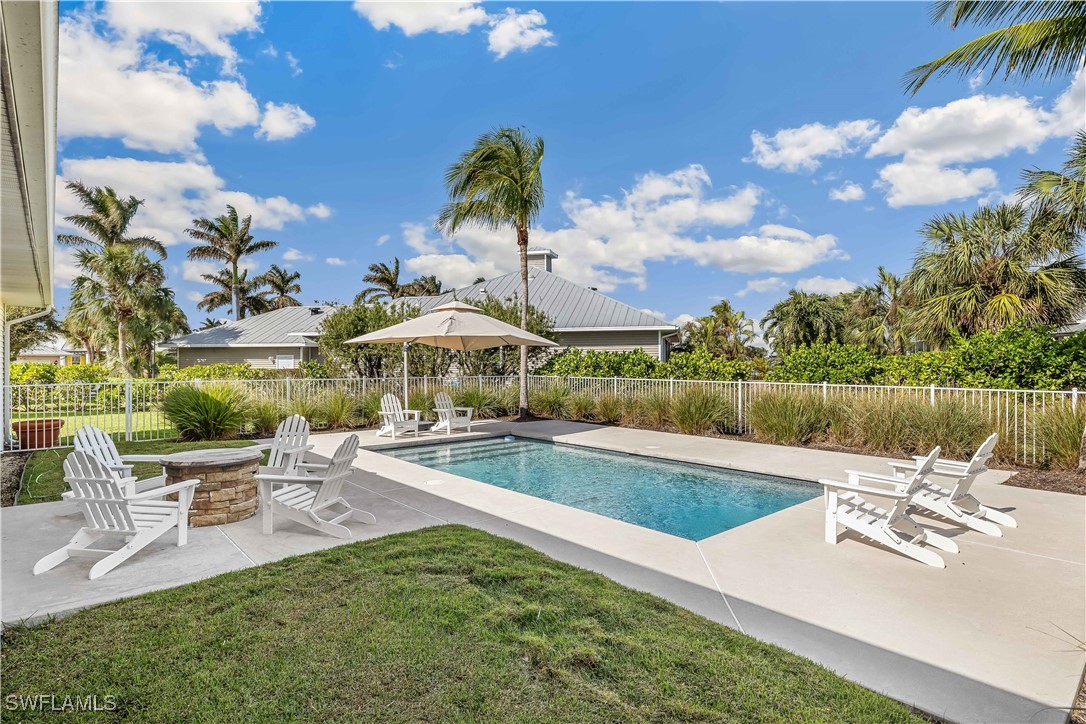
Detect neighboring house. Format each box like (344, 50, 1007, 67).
(164, 306, 330, 370)
(402, 249, 680, 359)
(16, 336, 86, 366)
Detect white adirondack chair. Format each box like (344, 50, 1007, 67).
(819, 446, 959, 568)
(34, 451, 199, 580)
(256, 434, 376, 539)
(376, 393, 420, 439)
(254, 414, 313, 475)
(432, 392, 472, 435)
(886, 433, 1015, 537)
(73, 425, 164, 487)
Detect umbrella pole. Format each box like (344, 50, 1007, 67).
(403, 342, 409, 407)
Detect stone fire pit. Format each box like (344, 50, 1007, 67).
(159, 447, 263, 527)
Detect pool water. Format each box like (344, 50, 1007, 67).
(382, 437, 818, 540)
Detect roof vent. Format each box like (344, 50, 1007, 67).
(310, 307, 322, 315)
(525, 248, 557, 272)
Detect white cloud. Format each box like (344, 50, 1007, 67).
(57, 156, 328, 244)
(54, 247, 82, 288)
(325, 257, 348, 266)
(183, 258, 257, 284)
(829, 181, 865, 202)
(104, 0, 262, 73)
(256, 102, 316, 141)
(968, 69, 986, 92)
(285, 51, 302, 77)
(306, 203, 332, 219)
(868, 69, 1085, 207)
(401, 164, 844, 293)
(747, 120, 880, 172)
(671, 313, 697, 329)
(640, 308, 669, 321)
(736, 277, 788, 298)
(796, 275, 858, 295)
(283, 248, 313, 262)
(353, 1, 487, 35)
(185, 291, 204, 303)
(487, 9, 555, 59)
(376, 234, 391, 246)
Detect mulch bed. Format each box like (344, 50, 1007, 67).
(0, 451, 32, 507)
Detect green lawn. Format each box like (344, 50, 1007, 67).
(12, 411, 175, 445)
(18, 440, 265, 505)
(1, 526, 920, 722)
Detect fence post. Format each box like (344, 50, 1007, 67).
(124, 378, 133, 442)
(822, 380, 827, 402)
(613, 376, 618, 396)
(669, 378, 674, 399)
(930, 384, 936, 407)
(285, 376, 292, 402)
(737, 380, 744, 433)
(1074, 388, 1079, 413)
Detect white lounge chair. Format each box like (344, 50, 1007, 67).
(34, 451, 199, 580)
(432, 391, 472, 435)
(73, 424, 164, 488)
(886, 433, 1015, 537)
(254, 414, 313, 475)
(819, 446, 959, 568)
(376, 393, 420, 439)
(256, 434, 376, 539)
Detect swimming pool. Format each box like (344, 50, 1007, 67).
(382, 437, 818, 540)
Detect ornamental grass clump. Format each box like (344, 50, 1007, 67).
(592, 394, 623, 424)
(249, 396, 283, 435)
(320, 389, 358, 430)
(566, 392, 596, 421)
(669, 387, 732, 436)
(748, 391, 827, 445)
(637, 392, 672, 430)
(530, 384, 571, 419)
(846, 397, 912, 455)
(287, 390, 324, 427)
(355, 389, 384, 427)
(1036, 403, 1086, 469)
(161, 382, 250, 441)
(901, 398, 988, 459)
(454, 387, 505, 419)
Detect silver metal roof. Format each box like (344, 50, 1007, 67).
(166, 306, 331, 348)
(403, 268, 677, 332)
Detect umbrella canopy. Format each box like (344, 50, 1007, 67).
(345, 301, 558, 351)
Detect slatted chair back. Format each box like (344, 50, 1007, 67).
(888, 446, 940, 523)
(949, 433, 997, 499)
(434, 392, 455, 414)
(268, 414, 311, 470)
(74, 425, 123, 469)
(380, 394, 408, 422)
(311, 435, 360, 509)
(63, 451, 137, 534)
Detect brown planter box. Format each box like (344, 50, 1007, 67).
(12, 419, 64, 449)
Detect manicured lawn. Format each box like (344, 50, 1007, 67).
(12, 411, 175, 445)
(1, 526, 921, 722)
(18, 440, 265, 505)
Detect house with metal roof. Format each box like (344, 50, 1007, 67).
(402, 249, 680, 359)
(164, 306, 330, 370)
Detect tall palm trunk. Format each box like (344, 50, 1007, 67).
(115, 311, 134, 378)
(518, 227, 529, 419)
(231, 261, 241, 321)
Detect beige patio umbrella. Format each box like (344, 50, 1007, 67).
(346, 301, 557, 404)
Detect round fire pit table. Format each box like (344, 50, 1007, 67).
(159, 447, 263, 527)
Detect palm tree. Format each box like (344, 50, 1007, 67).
(356, 258, 406, 302)
(185, 206, 277, 321)
(1020, 130, 1086, 246)
(197, 268, 271, 319)
(904, 1, 1086, 94)
(403, 274, 444, 297)
(848, 267, 912, 354)
(683, 300, 755, 358)
(761, 291, 845, 355)
(436, 126, 545, 418)
(59, 182, 167, 376)
(126, 290, 189, 376)
(198, 317, 227, 330)
(906, 202, 1086, 347)
(259, 264, 303, 308)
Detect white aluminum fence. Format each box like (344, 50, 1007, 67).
(3, 374, 1080, 463)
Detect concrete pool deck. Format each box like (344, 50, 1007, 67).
(3, 421, 1083, 723)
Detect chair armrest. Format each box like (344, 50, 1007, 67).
(255, 472, 318, 485)
(404, 410, 421, 419)
(120, 454, 165, 463)
(129, 478, 199, 501)
(294, 462, 329, 472)
(913, 455, 970, 469)
(844, 469, 911, 489)
(454, 407, 473, 414)
(279, 444, 314, 455)
(819, 478, 910, 500)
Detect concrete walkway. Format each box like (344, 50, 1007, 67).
(3, 421, 1083, 723)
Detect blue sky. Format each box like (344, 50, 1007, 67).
(54, 1, 1085, 331)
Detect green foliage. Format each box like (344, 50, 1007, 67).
(286, 392, 324, 424)
(161, 383, 249, 441)
(157, 363, 262, 381)
(669, 387, 733, 436)
(453, 387, 506, 419)
(299, 360, 331, 379)
(657, 347, 755, 381)
(566, 392, 596, 421)
(541, 348, 660, 379)
(317, 302, 450, 378)
(875, 352, 961, 387)
(248, 397, 283, 435)
(3, 306, 61, 358)
(748, 392, 827, 445)
(9, 363, 58, 385)
(592, 394, 623, 424)
(457, 295, 556, 376)
(56, 365, 110, 383)
(1036, 403, 1086, 469)
(636, 392, 672, 429)
(321, 389, 358, 429)
(767, 343, 882, 385)
(530, 384, 571, 418)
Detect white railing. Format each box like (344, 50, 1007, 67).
(3, 374, 1079, 464)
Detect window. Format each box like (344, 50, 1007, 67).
(275, 354, 296, 369)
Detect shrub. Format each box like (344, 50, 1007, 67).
(287, 391, 325, 426)
(249, 397, 283, 435)
(9, 362, 58, 385)
(539, 348, 660, 379)
(670, 387, 731, 436)
(900, 399, 988, 459)
(408, 390, 438, 422)
(592, 394, 623, 424)
(530, 384, 571, 418)
(748, 391, 827, 445)
(56, 365, 110, 383)
(875, 352, 962, 387)
(321, 389, 358, 429)
(824, 399, 853, 446)
(161, 382, 250, 441)
(1036, 404, 1086, 469)
(767, 343, 882, 385)
(657, 348, 755, 381)
(637, 392, 671, 429)
(453, 387, 505, 419)
(566, 392, 596, 421)
(355, 389, 384, 427)
(158, 363, 262, 381)
(496, 385, 520, 416)
(844, 397, 913, 455)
